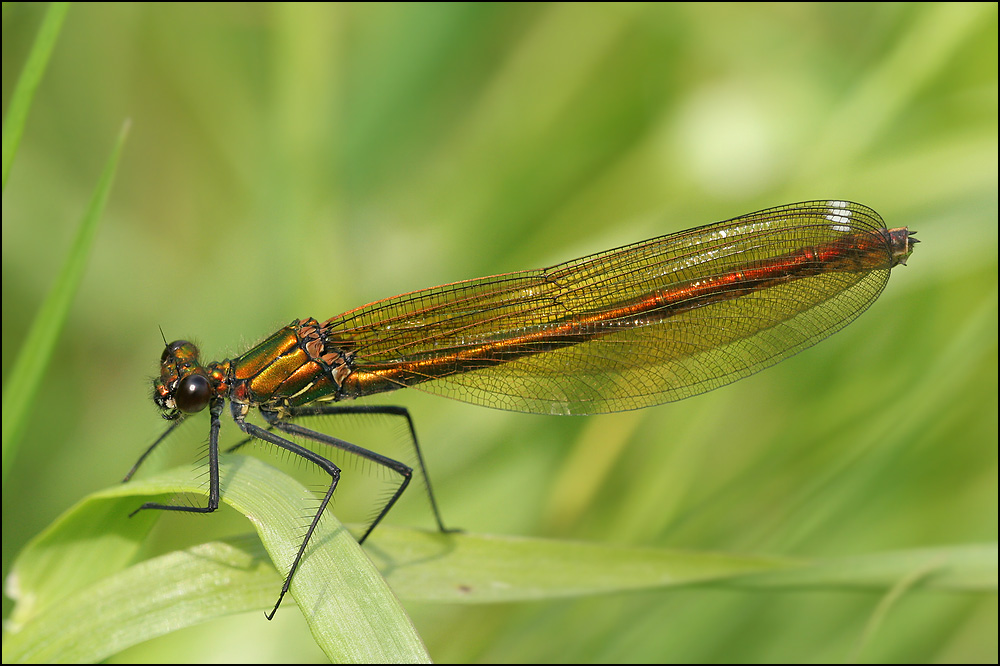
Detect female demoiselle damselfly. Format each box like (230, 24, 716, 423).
(124, 200, 916, 618)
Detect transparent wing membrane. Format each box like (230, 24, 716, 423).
(327, 201, 906, 414)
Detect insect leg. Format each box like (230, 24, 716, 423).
(275, 403, 455, 539)
(233, 409, 343, 620)
(121, 418, 186, 482)
(126, 398, 223, 517)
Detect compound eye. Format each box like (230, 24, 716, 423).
(162, 340, 197, 363)
(175, 374, 211, 414)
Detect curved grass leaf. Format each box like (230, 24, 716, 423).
(2, 456, 430, 664)
(3, 537, 278, 664)
(5, 454, 993, 662)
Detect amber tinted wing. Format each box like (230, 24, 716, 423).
(327, 201, 897, 415)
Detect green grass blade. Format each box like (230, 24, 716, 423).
(6, 453, 992, 662)
(729, 544, 997, 593)
(366, 533, 996, 602)
(2, 488, 161, 631)
(2, 456, 430, 664)
(2, 537, 281, 664)
(849, 560, 945, 663)
(0, 120, 129, 484)
(368, 528, 797, 602)
(1, 1, 70, 192)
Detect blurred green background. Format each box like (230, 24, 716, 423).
(2, 2, 996, 662)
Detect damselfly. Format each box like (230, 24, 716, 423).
(124, 200, 916, 618)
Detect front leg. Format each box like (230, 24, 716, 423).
(128, 397, 223, 517)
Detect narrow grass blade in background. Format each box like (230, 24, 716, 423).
(0, 1, 69, 192)
(1, 121, 130, 484)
